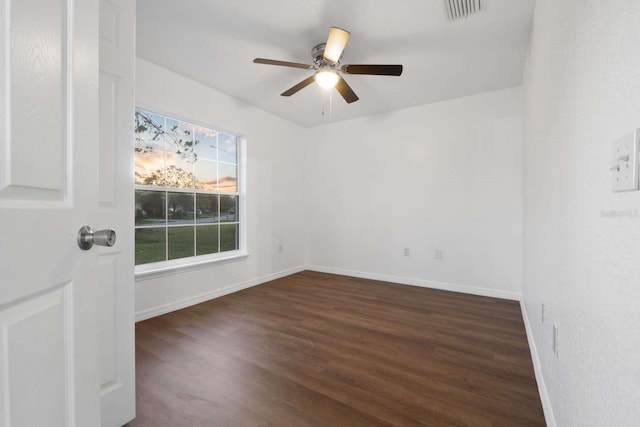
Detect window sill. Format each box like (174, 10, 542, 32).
(135, 251, 249, 281)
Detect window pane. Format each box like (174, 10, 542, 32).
(194, 159, 217, 190)
(165, 118, 196, 161)
(165, 152, 195, 189)
(194, 126, 217, 161)
(220, 195, 238, 222)
(135, 228, 166, 265)
(135, 150, 165, 186)
(220, 224, 238, 252)
(168, 226, 195, 260)
(218, 133, 237, 164)
(218, 163, 237, 192)
(196, 225, 219, 255)
(168, 192, 195, 225)
(135, 190, 166, 226)
(135, 110, 165, 153)
(196, 194, 218, 224)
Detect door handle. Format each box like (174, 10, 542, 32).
(77, 226, 116, 250)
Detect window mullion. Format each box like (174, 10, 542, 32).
(165, 190, 169, 262)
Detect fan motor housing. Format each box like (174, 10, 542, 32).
(312, 43, 340, 68)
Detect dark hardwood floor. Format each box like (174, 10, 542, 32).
(128, 271, 545, 426)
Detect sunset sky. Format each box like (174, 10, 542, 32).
(135, 109, 238, 192)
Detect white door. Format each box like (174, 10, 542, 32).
(98, 0, 135, 426)
(0, 0, 135, 425)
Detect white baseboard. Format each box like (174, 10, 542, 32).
(135, 264, 520, 322)
(520, 300, 556, 427)
(305, 264, 521, 301)
(135, 265, 306, 322)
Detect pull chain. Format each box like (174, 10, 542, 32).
(320, 89, 333, 122)
(329, 89, 333, 123)
(321, 88, 326, 116)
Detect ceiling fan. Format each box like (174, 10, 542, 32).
(253, 27, 403, 104)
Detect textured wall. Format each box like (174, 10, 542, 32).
(523, 1, 640, 425)
(306, 88, 523, 299)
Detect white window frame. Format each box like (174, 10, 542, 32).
(134, 107, 247, 280)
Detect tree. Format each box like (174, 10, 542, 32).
(138, 191, 164, 219)
(135, 110, 200, 163)
(196, 194, 218, 217)
(220, 195, 237, 218)
(163, 165, 195, 188)
(168, 193, 194, 220)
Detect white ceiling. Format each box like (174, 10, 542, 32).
(136, 0, 535, 128)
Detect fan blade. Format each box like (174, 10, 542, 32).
(281, 75, 316, 97)
(335, 77, 359, 104)
(253, 58, 314, 70)
(323, 27, 350, 63)
(341, 64, 403, 76)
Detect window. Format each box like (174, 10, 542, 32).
(134, 108, 244, 271)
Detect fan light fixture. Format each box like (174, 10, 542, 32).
(315, 69, 339, 89)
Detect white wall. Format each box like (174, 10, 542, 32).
(522, 1, 640, 425)
(135, 59, 307, 319)
(305, 88, 523, 300)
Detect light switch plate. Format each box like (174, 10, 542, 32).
(611, 130, 639, 192)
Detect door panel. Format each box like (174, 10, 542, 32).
(99, 73, 119, 207)
(6, 0, 65, 198)
(1, 286, 70, 426)
(0, 0, 68, 204)
(98, 253, 119, 387)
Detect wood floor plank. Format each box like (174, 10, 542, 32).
(127, 271, 545, 426)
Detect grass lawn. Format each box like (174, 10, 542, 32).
(135, 224, 238, 265)
(134, 228, 165, 265)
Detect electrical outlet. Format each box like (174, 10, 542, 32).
(403, 248, 410, 257)
(434, 249, 443, 260)
(541, 303, 545, 323)
(552, 324, 559, 357)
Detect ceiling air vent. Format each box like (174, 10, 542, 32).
(444, 0, 482, 20)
